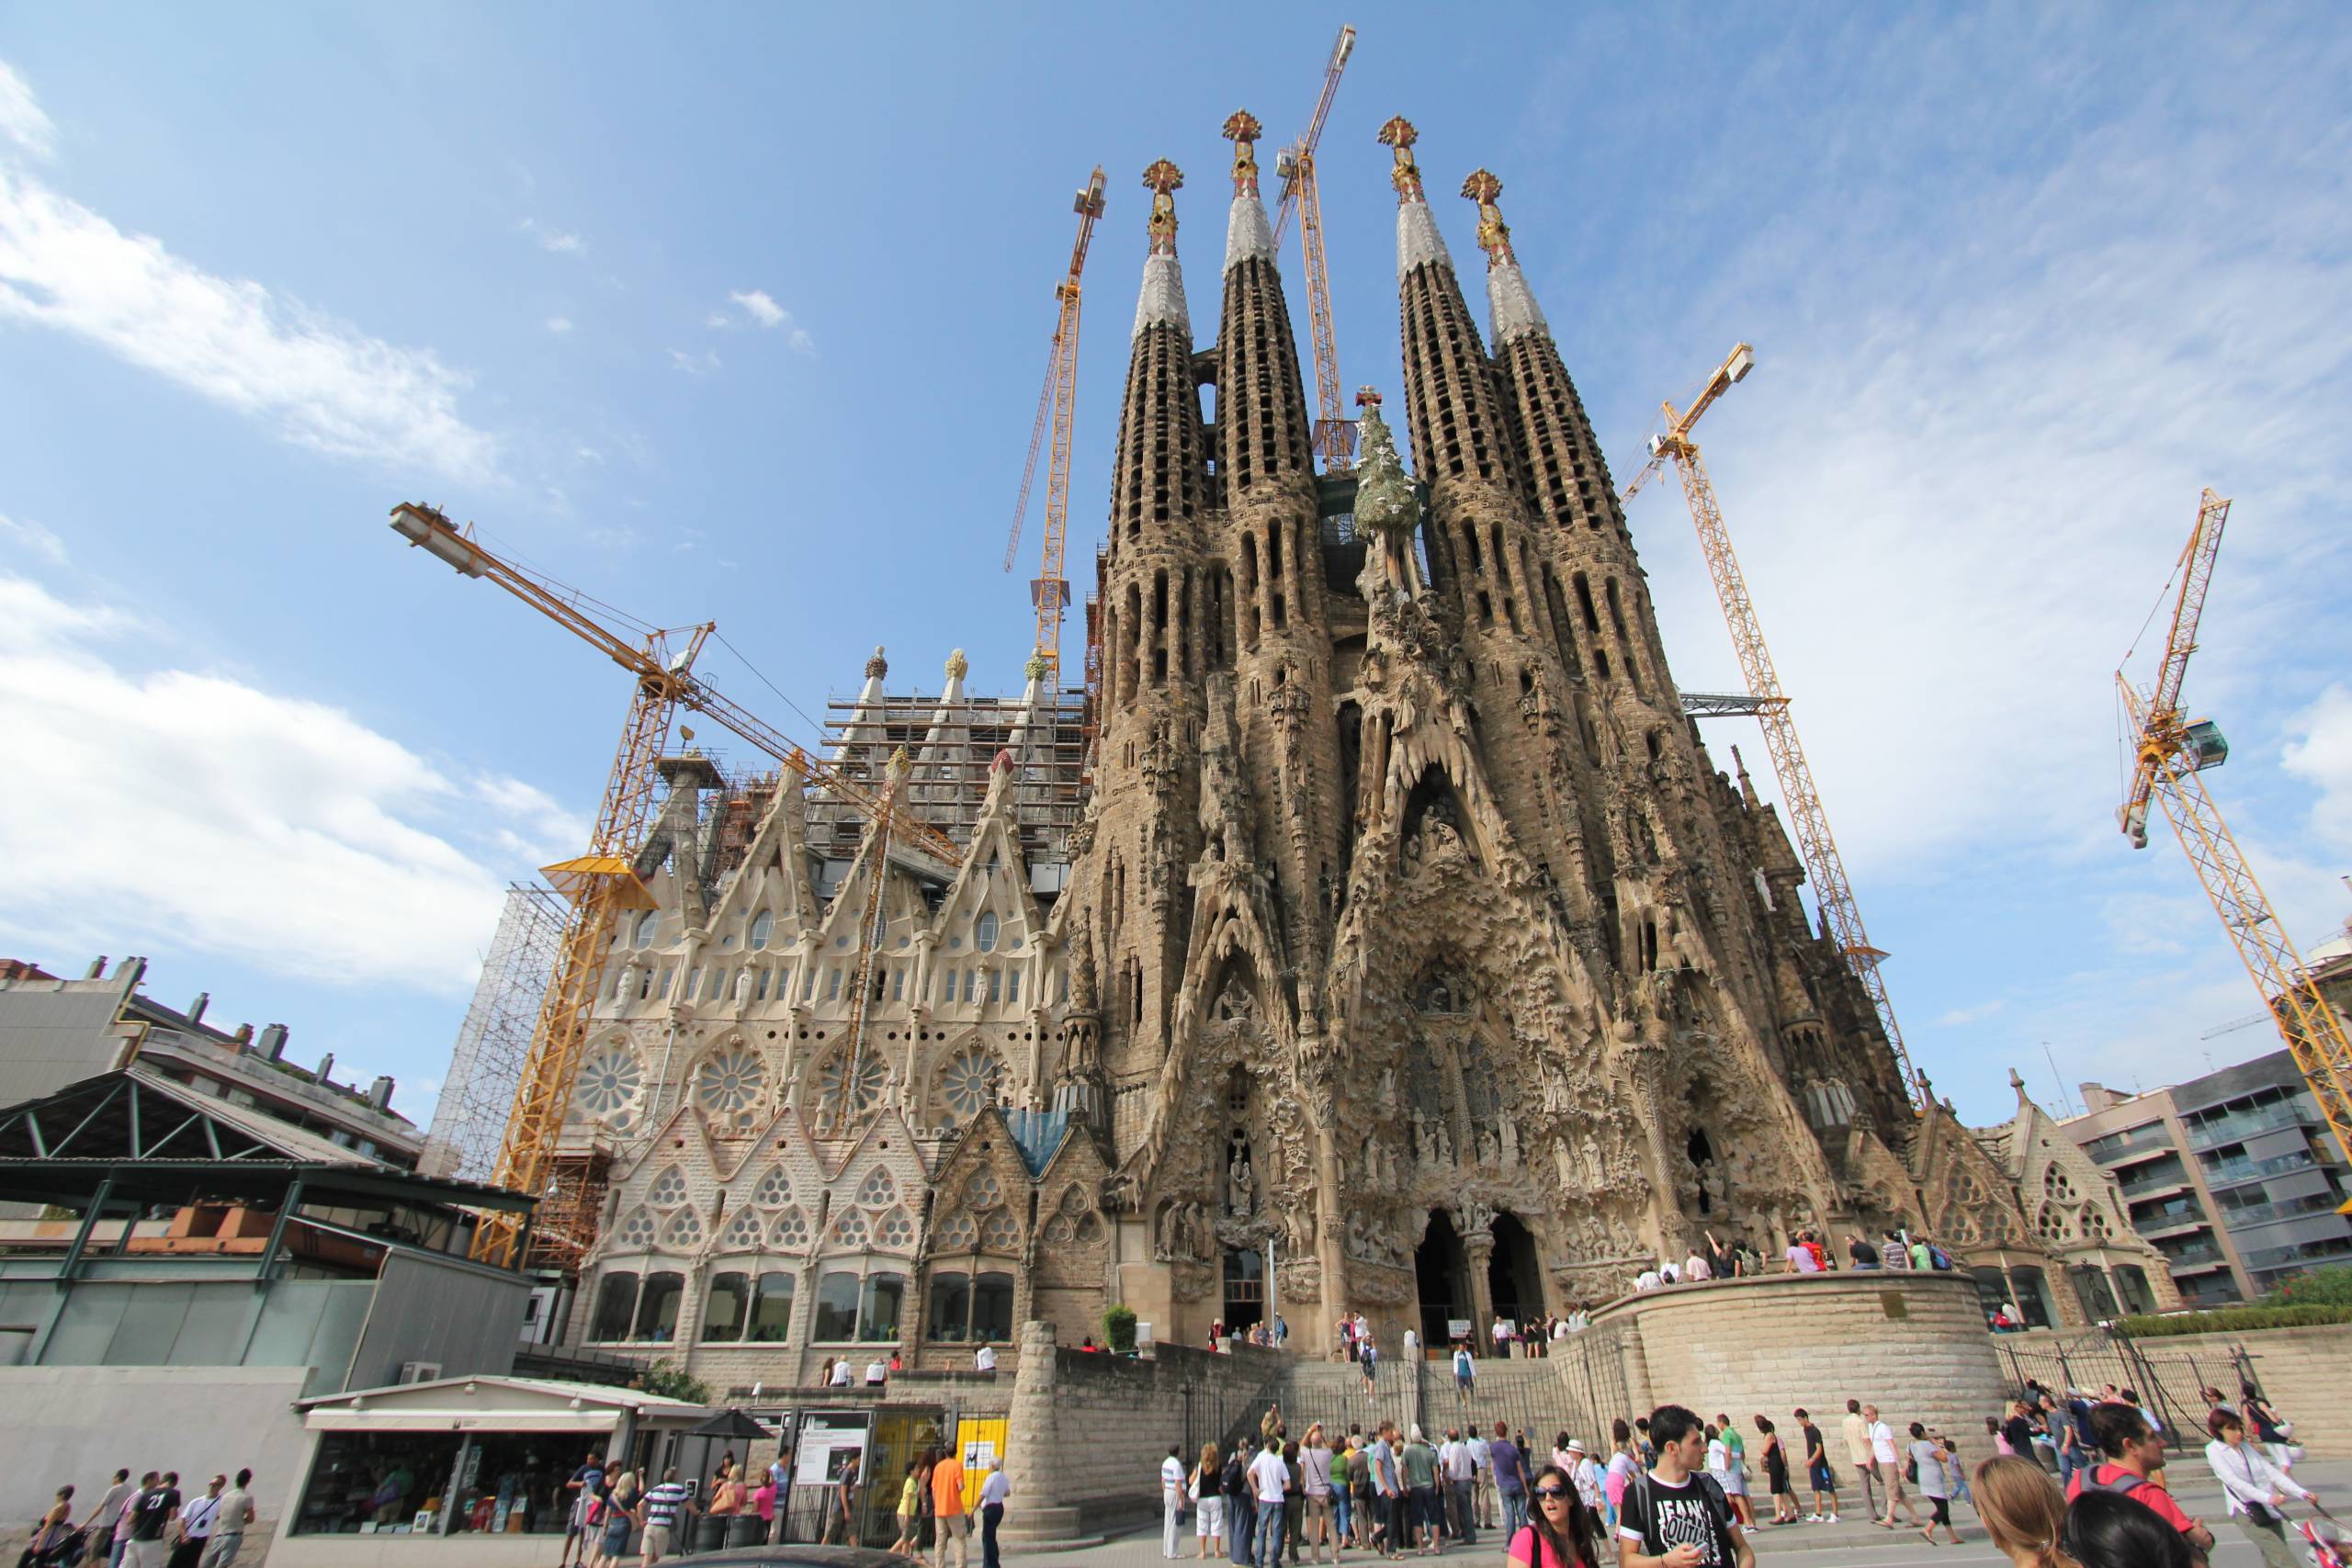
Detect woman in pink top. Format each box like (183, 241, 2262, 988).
(1506, 1465, 1599, 1568)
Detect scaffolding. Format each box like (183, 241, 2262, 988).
(420, 884, 568, 1183)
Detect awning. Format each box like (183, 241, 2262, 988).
(305, 1408, 623, 1434)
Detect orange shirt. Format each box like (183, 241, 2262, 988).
(932, 1456, 967, 1517)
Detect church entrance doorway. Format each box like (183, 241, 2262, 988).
(1415, 1209, 1468, 1353)
(1487, 1212, 1543, 1339)
(1223, 1247, 1264, 1336)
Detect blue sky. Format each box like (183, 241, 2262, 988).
(2, 4, 2346, 1130)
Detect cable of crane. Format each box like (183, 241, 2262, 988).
(711, 630, 836, 753)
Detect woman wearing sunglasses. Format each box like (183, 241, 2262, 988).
(1507, 1465, 1600, 1568)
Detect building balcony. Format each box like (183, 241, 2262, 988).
(2187, 1101, 2318, 1149)
(2136, 1213, 2214, 1241)
(2119, 1168, 2193, 1199)
(2088, 1124, 2179, 1164)
(2201, 1150, 2318, 1190)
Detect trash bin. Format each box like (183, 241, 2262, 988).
(727, 1515, 764, 1548)
(695, 1514, 729, 1552)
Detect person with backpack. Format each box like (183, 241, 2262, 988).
(2064, 1403, 2213, 1562)
(1615, 1404, 1752, 1568)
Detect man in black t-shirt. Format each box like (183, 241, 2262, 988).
(1793, 1409, 1838, 1523)
(123, 1470, 181, 1568)
(1617, 1406, 1751, 1568)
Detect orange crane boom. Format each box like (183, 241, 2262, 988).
(1272, 24, 1357, 472)
(390, 502, 959, 1268)
(1005, 167, 1108, 688)
(2117, 490, 2352, 1187)
(1623, 344, 1922, 1108)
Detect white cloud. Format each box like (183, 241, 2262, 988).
(0, 573, 583, 994)
(2282, 685, 2352, 852)
(721, 288, 817, 355)
(0, 163, 501, 484)
(1930, 1000, 2006, 1028)
(0, 60, 54, 159)
(544, 315, 572, 335)
(519, 218, 584, 255)
(0, 511, 66, 566)
(668, 347, 719, 375)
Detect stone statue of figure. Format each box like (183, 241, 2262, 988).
(1228, 1147, 1254, 1217)
(1498, 1118, 1520, 1170)
(1581, 1133, 1603, 1186)
(617, 962, 640, 1002)
(1409, 1109, 1430, 1165)
(1430, 1119, 1453, 1167)
(733, 966, 754, 1007)
(1155, 1202, 1177, 1261)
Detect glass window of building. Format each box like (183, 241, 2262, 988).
(701, 1271, 751, 1342)
(859, 1272, 906, 1341)
(972, 1271, 1016, 1342)
(813, 1270, 861, 1342)
(749, 1272, 795, 1342)
(589, 1273, 639, 1342)
(975, 911, 999, 952)
(751, 909, 775, 949)
(927, 1271, 971, 1341)
(633, 1270, 684, 1342)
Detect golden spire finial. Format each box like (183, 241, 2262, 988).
(1222, 110, 1262, 197)
(1142, 159, 1184, 255)
(1459, 168, 1513, 267)
(1376, 116, 1423, 202)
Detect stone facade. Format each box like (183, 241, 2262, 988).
(553, 107, 2167, 1384)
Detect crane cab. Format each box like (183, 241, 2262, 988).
(2182, 718, 2229, 772)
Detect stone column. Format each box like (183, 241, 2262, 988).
(999, 1320, 1081, 1542)
(1463, 1234, 1496, 1355)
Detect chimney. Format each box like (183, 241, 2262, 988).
(2078, 1082, 2124, 1114)
(85, 956, 107, 979)
(232, 1023, 254, 1053)
(368, 1076, 396, 1111)
(187, 992, 209, 1026)
(258, 1023, 288, 1061)
(316, 1053, 336, 1088)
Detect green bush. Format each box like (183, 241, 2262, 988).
(2265, 1263, 2352, 1309)
(1103, 1304, 1138, 1354)
(2116, 1303, 2352, 1337)
(639, 1357, 713, 1404)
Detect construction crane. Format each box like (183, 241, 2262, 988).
(1003, 166, 1108, 689)
(1272, 23, 1358, 472)
(389, 502, 959, 1269)
(2117, 489, 2352, 1185)
(1623, 343, 1922, 1107)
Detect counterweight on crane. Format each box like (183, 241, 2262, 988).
(1272, 24, 1357, 472)
(2116, 489, 2352, 1191)
(1623, 344, 1922, 1107)
(390, 502, 960, 1269)
(1004, 167, 1108, 689)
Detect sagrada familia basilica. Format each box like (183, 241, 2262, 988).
(557, 113, 2174, 1380)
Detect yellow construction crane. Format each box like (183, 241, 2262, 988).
(1272, 23, 1357, 472)
(1623, 344, 1921, 1106)
(2117, 489, 2352, 1190)
(390, 503, 958, 1269)
(1004, 166, 1108, 688)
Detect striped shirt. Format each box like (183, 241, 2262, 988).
(643, 1482, 691, 1527)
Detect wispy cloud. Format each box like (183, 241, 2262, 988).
(0, 511, 66, 566)
(544, 315, 572, 334)
(0, 61, 52, 159)
(668, 347, 719, 376)
(519, 218, 584, 255)
(1931, 1000, 2007, 1029)
(720, 288, 817, 355)
(0, 66, 500, 485)
(2282, 686, 2352, 853)
(0, 571, 581, 993)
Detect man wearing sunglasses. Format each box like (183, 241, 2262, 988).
(1617, 1405, 1751, 1568)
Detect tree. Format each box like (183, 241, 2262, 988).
(1102, 1304, 1138, 1354)
(642, 1357, 713, 1404)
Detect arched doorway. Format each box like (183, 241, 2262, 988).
(1223, 1247, 1264, 1335)
(1416, 1210, 1468, 1352)
(1487, 1213, 1544, 1338)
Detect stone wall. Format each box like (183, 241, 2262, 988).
(1001, 1322, 1287, 1542)
(1585, 1271, 2008, 1467)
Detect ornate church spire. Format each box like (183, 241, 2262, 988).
(1134, 158, 1191, 339)
(1461, 169, 1549, 347)
(1222, 110, 1275, 273)
(1379, 115, 1451, 279)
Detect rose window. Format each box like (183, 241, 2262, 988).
(2036, 1201, 2070, 1241)
(647, 1167, 690, 1208)
(752, 1167, 793, 1208)
(966, 1171, 1003, 1211)
(815, 1053, 888, 1120)
(768, 1207, 811, 1249)
(831, 1210, 871, 1247)
(854, 1168, 899, 1207)
(980, 1211, 1022, 1251)
(719, 1209, 763, 1249)
(576, 1047, 644, 1120)
(2081, 1205, 2110, 1239)
(2043, 1167, 2078, 1202)
(693, 1048, 767, 1116)
(939, 1048, 1003, 1122)
(875, 1207, 917, 1250)
(616, 1207, 656, 1248)
(936, 1213, 978, 1250)
(660, 1209, 705, 1248)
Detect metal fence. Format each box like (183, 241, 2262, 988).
(1991, 1327, 2256, 1453)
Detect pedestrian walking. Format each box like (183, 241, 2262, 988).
(22, 1485, 75, 1568)
(1489, 1420, 1528, 1544)
(1359, 1337, 1378, 1400)
(1614, 1405, 1752, 1568)
(639, 1468, 693, 1564)
(1602, 1421, 1638, 1533)
(893, 1460, 929, 1563)
(1863, 1405, 1918, 1529)
(1368, 1424, 1401, 1560)
(1300, 1427, 1333, 1563)
(2204, 1409, 2319, 1568)
(198, 1471, 255, 1567)
(1793, 1407, 1838, 1523)
(120, 1473, 178, 1568)
(1164, 1444, 1191, 1560)
(2064, 1404, 2213, 1560)
(1193, 1442, 1227, 1561)
(1712, 1415, 1753, 1529)
(978, 1461, 1009, 1568)
(1451, 1344, 1475, 1398)
(165, 1475, 225, 1568)
(1440, 1427, 1476, 1547)
(1754, 1416, 1794, 1525)
(602, 1468, 640, 1565)
(562, 1451, 606, 1568)
(932, 1443, 969, 1568)
(1839, 1399, 1876, 1517)
(83, 1469, 132, 1568)
(1908, 1425, 1962, 1547)
(1466, 1424, 1493, 1530)
(2243, 1384, 2301, 1472)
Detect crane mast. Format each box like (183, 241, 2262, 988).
(390, 503, 959, 1269)
(1005, 167, 1108, 688)
(1623, 344, 1922, 1107)
(1272, 24, 1357, 472)
(2118, 491, 2352, 1183)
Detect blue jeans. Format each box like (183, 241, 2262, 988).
(1332, 1491, 1352, 1543)
(2054, 1447, 2077, 1487)
(1499, 1487, 1528, 1543)
(1255, 1501, 1285, 1568)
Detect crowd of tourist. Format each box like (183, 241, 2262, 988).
(17, 1467, 260, 1568)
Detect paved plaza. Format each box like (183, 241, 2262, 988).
(1001, 1459, 2350, 1568)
